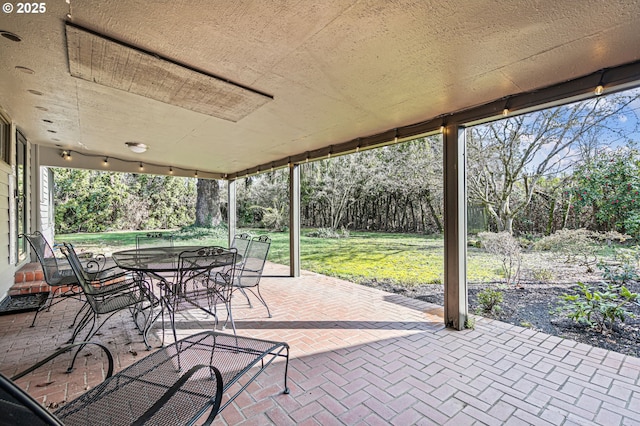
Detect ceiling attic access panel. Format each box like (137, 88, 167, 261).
(65, 23, 273, 122)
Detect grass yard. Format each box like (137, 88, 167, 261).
(56, 228, 505, 287)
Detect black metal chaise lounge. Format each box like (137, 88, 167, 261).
(1, 331, 290, 425)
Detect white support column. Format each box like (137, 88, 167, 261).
(443, 124, 468, 330)
(227, 179, 237, 248)
(289, 164, 301, 277)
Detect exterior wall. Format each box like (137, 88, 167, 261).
(0, 158, 12, 300)
(31, 145, 53, 243)
(0, 109, 36, 301)
(0, 112, 16, 300)
(39, 167, 54, 243)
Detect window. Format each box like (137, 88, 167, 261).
(0, 114, 9, 165)
(16, 130, 27, 261)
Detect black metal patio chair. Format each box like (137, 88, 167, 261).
(23, 232, 128, 328)
(60, 243, 158, 364)
(22, 232, 82, 328)
(221, 235, 272, 318)
(158, 247, 238, 343)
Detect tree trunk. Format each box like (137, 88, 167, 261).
(195, 179, 222, 227)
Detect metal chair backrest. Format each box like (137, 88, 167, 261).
(237, 236, 271, 288)
(22, 232, 68, 286)
(59, 243, 103, 302)
(177, 246, 237, 288)
(60, 243, 91, 281)
(136, 232, 175, 250)
(231, 233, 252, 258)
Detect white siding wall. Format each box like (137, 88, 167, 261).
(40, 167, 54, 243)
(0, 120, 14, 300)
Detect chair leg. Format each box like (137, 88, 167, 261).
(69, 302, 89, 330)
(244, 286, 272, 318)
(254, 285, 272, 318)
(68, 311, 119, 372)
(68, 308, 92, 344)
(237, 287, 253, 308)
(29, 287, 59, 327)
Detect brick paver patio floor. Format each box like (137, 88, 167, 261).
(1, 263, 639, 425)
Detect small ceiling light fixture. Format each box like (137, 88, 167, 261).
(169, 166, 173, 174)
(42, 119, 53, 123)
(28, 89, 43, 96)
(440, 118, 447, 134)
(125, 142, 148, 153)
(194, 170, 199, 178)
(35, 106, 48, 111)
(594, 72, 606, 96)
(0, 30, 21, 42)
(103, 157, 109, 166)
(47, 129, 57, 133)
(502, 98, 511, 117)
(139, 162, 144, 171)
(60, 150, 72, 160)
(15, 66, 35, 74)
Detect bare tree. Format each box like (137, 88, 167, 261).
(467, 91, 640, 234)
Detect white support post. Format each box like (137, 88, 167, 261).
(227, 179, 237, 248)
(289, 164, 301, 277)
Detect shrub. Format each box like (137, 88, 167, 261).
(557, 282, 637, 333)
(478, 232, 521, 286)
(307, 227, 350, 239)
(532, 268, 554, 281)
(534, 228, 599, 272)
(476, 287, 504, 315)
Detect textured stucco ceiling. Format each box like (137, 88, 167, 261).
(0, 0, 639, 175)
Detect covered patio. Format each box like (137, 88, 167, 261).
(1, 262, 638, 425)
(2, 1, 640, 423)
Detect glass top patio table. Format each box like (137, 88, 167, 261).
(112, 246, 241, 273)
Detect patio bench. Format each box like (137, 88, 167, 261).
(1, 331, 290, 425)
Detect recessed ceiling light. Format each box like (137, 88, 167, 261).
(42, 119, 53, 123)
(0, 31, 21, 42)
(35, 106, 48, 111)
(125, 142, 148, 153)
(28, 89, 43, 96)
(15, 66, 34, 74)
(47, 130, 57, 133)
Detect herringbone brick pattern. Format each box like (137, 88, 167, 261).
(1, 262, 639, 425)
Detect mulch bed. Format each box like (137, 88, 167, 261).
(363, 279, 640, 358)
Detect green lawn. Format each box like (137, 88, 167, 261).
(56, 228, 504, 287)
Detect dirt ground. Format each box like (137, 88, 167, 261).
(362, 254, 640, 358)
